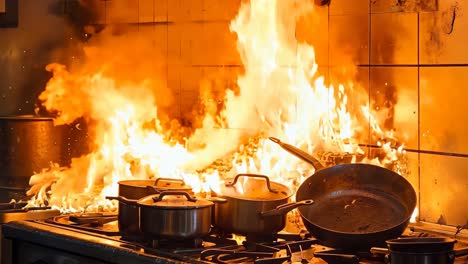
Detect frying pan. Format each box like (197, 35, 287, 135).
(270, 137, 417, 249)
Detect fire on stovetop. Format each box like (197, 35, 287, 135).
(26, 0, 409, 214)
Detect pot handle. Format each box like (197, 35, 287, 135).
(268, 137, 325, 170)
(370, 248, 390, 264)
(225, 174, 278, 194)
(453, 247, 468, 257)
(105, 196, 138, 205)
(152, 191, 197, 202)
(370, 247, 389, 255)
(145, 185, 161, 194)
(207, 197, 228, 204)
(154, 177, 186, 187)
(260, 199, 314, 217)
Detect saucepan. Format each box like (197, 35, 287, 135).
(370, 237, 468, 264)
(109, 178, 192, 236)
(211, 173, 313, 236)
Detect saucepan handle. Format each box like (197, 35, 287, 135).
(145, 185, 161, 194)
(152, 191, 197, 202)
(370, 247, 389, 255)
(225, 173, 278, 194)
(105, 196, 138, 205)
(154, 177, 186, 186)
(260, 199, 314, 217)
(207, 197, 228, 204)
(453, 247, 468, 257)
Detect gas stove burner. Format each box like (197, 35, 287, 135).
(201, 238, 318, 264)
(47, 214, 120, 235)
(68, 213, 118, 227)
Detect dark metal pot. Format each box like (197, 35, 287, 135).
(110, 178, 192, 236)
(211, 173, 313, 236)
(0, 116, 87, 193)
(137, 191, 213, 239)
(371, 237, 468, 264)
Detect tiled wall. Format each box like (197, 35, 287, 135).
(0, 0, 466, 227)
(328, 0, 467, 227)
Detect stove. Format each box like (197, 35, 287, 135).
(3, 215, 468, 264)
(0, 202, 60, 264)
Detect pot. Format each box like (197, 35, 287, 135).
(212, 173, 313, 236)
(137, 191, 214, 239)
(370, 237, 468, 264)
(270, 137, 417, 249)
(111, 178, 192, 236)
(118, 178, 192, 199)
(0, 115, 87, 190)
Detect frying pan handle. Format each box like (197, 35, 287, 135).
(225, 174, 278, 194)
(152, 191, 197, 202)
(260, 199, 314, 217)
(154, 177, 186, 186)
(268, 137, 324, 170)
(105, 196, 138, 205)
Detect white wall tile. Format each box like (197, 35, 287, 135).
(370, 67, 418, 149)
(420, 67, 468, 155)
(203, 0, 240, 21)
(420, 154, 468, 226)
(330, 15, 369, 65)
(330, 0, 369, 15)
(107, 0, 139, 24)
(139, 0, 154, 23)
(370, 12, 418, 64)
(420, 1, 468, 64)
(371, 0, 437, 13)
(154, 0, 168, 22)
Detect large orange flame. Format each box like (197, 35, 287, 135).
(27, 0, 411, 214)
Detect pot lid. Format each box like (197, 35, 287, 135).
(219, 174, 292, 201)
(137, 191, 212, 209)
(119, 178, 191, 190)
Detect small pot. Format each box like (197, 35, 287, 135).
(212, 173, 313, 236)
(111, 178, 192, 236)
(137, 191, 214, 239)
(370, 237, 468, 264)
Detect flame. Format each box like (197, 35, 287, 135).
(27, 0, 409, 213)
(232, 234, 246, 245)
(410, 207, 419, 223)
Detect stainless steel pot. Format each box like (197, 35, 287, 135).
(137, 191, 214, 239)
(110, 178, 192, 236)
(211, 173, 313, 236)
(0, 116, 87, 190)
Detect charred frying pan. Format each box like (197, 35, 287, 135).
(270, 137, 417, 249)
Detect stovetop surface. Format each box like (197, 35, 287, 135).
(2, 214, 468, 264)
